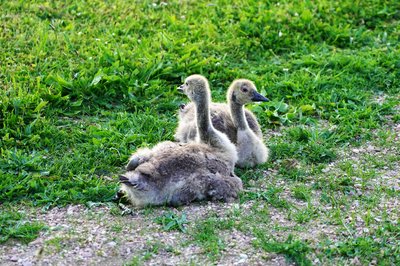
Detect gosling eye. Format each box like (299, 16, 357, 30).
(241, 87, 248, 93)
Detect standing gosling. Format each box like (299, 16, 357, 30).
(175, 79, 269, 167)
(119, 75, 242, 207)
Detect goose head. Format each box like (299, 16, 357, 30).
(228, 79, 269, 105)
(178, 74, 210, 103)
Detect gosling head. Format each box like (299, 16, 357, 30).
(178, 74, 210, 103)
(228, 79, 269, 105)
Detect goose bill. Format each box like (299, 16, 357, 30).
(251, 91, 269, 102)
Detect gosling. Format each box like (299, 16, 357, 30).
(119, 75, 242, 207)
(175, 79, 269, 167)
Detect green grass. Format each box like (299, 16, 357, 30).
(241, 186, 291, 209)
(320, 221, 400, 264)
(254, 234, 312, 266)
(191, 214, 236, 258)
(291, 184, 312, 201)
(1, 0, 399, 263)
(0, 210, 46, 243)
(154, 211, 188, 233)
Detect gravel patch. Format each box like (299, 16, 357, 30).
(0, 203, 290, 266)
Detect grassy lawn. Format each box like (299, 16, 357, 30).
(1, 0, 399, 265)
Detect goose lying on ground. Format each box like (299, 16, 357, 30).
(119, 75, 242, 207)
(175, 79, 269, 167)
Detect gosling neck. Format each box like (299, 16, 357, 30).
(194, 91, 215, 143)
(230, 100, 249, 131)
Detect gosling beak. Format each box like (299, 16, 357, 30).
(113, 190, 125, 201)
(177, 84, 187, 93)
(119, 175, 131, 185)
(251, 91, 269, 102)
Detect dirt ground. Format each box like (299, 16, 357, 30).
(0, 202, 294, 266)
